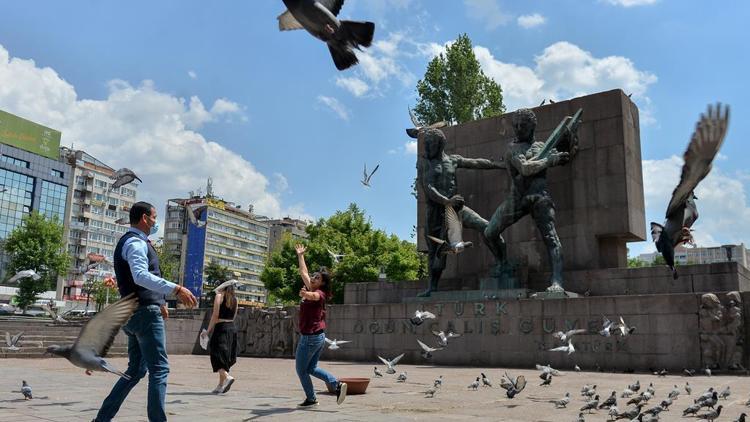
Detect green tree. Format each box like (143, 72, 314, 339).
(627, 257, 646, 268)
(261, 204, 423, 304)
(154, 241, 179, 282)
(3, 212, 70, 310)
(91, 279, 119, 311)
(651, 255, 667, 266)
(203, 259, 231, 306)
(414, 33, 505, 125)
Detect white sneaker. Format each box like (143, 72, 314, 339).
(212, 384, 223, 394)
(221, 376, 235, 393)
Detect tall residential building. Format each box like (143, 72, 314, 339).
(0, 110, 71, 296)
(266, 217, 309, 252)
(60, 148, 138, 301)
(638, 243, 750, 268)
(164, 195, 269, 306)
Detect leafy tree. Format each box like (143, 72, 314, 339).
(651, 255, 667, 266)
(91, 279, 119, 312)
(203, 259, 231, 306)
(3, 212, 70, 310)
(413, 33, 505, 125)
(627, 257, 646, 268)
(261, 204, 423, 304)
(154, 241, 179, 282)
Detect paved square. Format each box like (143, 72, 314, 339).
(1, 355, 748, 421)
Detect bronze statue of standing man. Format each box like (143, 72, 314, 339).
(417, 128, 505, 297)
(484, 108, 578, 292)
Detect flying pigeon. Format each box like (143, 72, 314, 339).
(650, 103, 729, 278)
(410, 310, 436, 326)
(325, 338, 351, 350)
(539, 372, 552, 386)
(599, 316, 615, 337)
(396, 371, 407, 382)
(432, 330, 461, 347)
(186, 203, 208, 228)
(406, 107, 447, 139)
(277, 0, 375, 71)
(46, 293, 138, 379)
(416, 339, 442, 359)
(361, 163, 379, 187)
(553, 328, 587, 343)
(373, 366, 382, 377)
(21, 380, 32, 400)
(537, 364, 562, 377)
(42, 304, 68, 323)
(377, 353, 404, 374)
(549, 339, 575, 355)
(114, 216, 129, 225)
(426, 205, 474, 254)
(109, 168, 141, 191)
(5, 331, 23, 351)
(616, 317, 636, 336)
(499, 372, 527, 398)
(468, 377, 480, 390)
(8, 269, 41, 283)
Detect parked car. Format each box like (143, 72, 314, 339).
(17, 305, 47, 317)
(0, 303, 16, 315)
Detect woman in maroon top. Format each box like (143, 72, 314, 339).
(294, 244, 347, 408)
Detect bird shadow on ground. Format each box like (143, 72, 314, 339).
(243, 406, 336, 421)
(166, 391, 215, 396)
(30, 401, 82, 407)
(166, 399, 186, 404)
(0, 396, 49, 403)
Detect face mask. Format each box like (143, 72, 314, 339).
(149, 221, 160, 236)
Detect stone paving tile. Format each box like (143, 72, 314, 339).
(1, 356, 750, 421)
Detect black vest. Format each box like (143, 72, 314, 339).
(114, 231, 166, 307)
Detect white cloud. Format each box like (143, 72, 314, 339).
(517, 13, 546, 29)
(0, 43, 306, 221)
(316, 95, 350, 121)
(187, 70, 197, 79)
(335, 76, 370, 97)
(464, 0, 511, 30)
(604, 0, 658, 7)
(404, 140, 418, 155)
(272, 172, 290, 193)
(642, 156, 750, 249)
(473, 41, 657, 120)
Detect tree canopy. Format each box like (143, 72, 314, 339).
(261, 204, 424, 304)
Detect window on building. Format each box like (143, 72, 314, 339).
(95, 179, 109, 189)
(50, 169, 65, 178)
(0, 155, 30, 168)
(39, 181, 68, 221)
(0, 168, 34, 239)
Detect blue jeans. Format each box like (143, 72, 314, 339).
(295, 332, 338, 401)
(95, 305, 169, 422)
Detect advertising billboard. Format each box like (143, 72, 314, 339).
(183, 206, 208, 298)
(0, 110, 61, 160)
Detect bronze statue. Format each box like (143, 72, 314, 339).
(484, 108, 579, 292)
(417, 128, 505, 297)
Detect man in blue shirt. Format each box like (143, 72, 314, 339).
(94, 201, 197, 422)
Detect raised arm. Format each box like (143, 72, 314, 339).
(455, 155, 506, 170)
(295, 244, 312, 290)
(510, 149, 568, 177)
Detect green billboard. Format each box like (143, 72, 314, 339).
(0, 110, 61, 160)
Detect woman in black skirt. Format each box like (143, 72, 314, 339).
(207, 279, 239, 394)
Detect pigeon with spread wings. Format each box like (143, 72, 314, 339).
(500, 372, 527, 398)
(361, 163, 379, 187)
(426, 205, 473, 254)
(277, 0, 375, 71)
(109, 168, 141, 192)
(650, 103, 729, 279)
(46, 293, 138, 378)
(406, 107, 448, 139)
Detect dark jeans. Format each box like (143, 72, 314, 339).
(295, 332, 338, 401)
(95, 305, 169, 422)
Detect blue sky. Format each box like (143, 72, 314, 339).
(0, 0, 748, 258)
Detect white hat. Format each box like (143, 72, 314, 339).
(215, 279, 239, 292)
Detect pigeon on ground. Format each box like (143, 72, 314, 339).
(581, 384, 597, 396)
(615, 404, 644, 420)
(553, 392, 571, 408)
(669, 385, 681, 399)
(628, 380, 640, 392)
(643, 404, 665, 416)
(468, 377, 480, 390)
(410, 310, 436, 326)
(109, 168, 141, 191)
(45, 293, 138, 378)
(324, 338, 350, 350)
(549, 338, 576, 355)
(574, 412, 585, 422)
(655, 368, 668, 377)
(616, 317, 636, 336)
(686, 382, 693, 395)
(277, 0, 375, 71)
(553, 329, 587, 343)
(705, 367, 713, 376)
(432, 330, 461, 347)
(661, 397, 674, 410)
(396, 371, 407, 382)
(650, 103, 729, 278)
(377, 353, 404, 374)
(608, 406, 619, 420)
(646, 382, 656, 396)
(697, 405, 723, 421)
(719, 386, 731, 400)
(424, 385, 437, 398)
(186, 203, 207, 228)
(580, 395, 599, 413)
(574, 365, 581, 372)
(621, 388, 634, 398)
(426, 205, 474, 254)
(416, 339, 443, 359)
(8, 269, 41, 283)
(698, 392, 719, 409)
(327, 249, 345, 263)
(481, 372, 492, 387)
(5, 331, 23, 351)
(684, 403, 702, 416)
(499, 372, 527, 398)
(600, 316, 615, 337)
(540, 372, 552, 386)
(697, 388, 715, 403)
(21, 380, 32, 400)
(373, 367, 382, 377)
(734, 413, 747, 422)
(361, 163, 379, 187)
(406, 107, 448, 139)
(583, 387, 598, 399)
(598, 391, 617, 409)
(434, 375, 443, 388)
